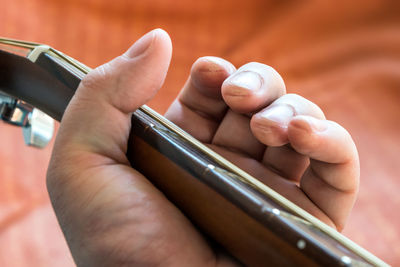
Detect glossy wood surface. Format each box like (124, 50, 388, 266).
(130, 136, 318, 266)
(1, 0, 400, 265)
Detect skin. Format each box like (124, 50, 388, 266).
(47, 29, 360, 267)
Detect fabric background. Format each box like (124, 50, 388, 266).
(1, 0, 399, 265)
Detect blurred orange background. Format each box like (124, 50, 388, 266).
(1, 0, 400, 265)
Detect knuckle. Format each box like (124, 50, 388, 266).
(237, 62, 285, 93)
(81, 61, 114, 90)
(251, 116, 271, 133)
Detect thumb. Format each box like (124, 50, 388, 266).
(78, 28, 172, 113)
(54, 29, 172, 165)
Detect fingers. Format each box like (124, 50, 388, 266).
(79, 29, 172, 110)
(165, 57, 235, 142)
(250, 94, 325, 147)
(262, 145, 309, 182)
(167, 57, 358, 231)
(211, 110, 265, 159)
(222, 62, 286, 114)
(250, 94, 325, 180)
(80, 29, 172, 114)
(210, 63, 286, 158)
(57, 29, 172, 164)
(289, 116, 359, 189)
(288, 116, 360, 230)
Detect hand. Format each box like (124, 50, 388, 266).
(165, 57, 360, 231)
(47, 29, 359, 266)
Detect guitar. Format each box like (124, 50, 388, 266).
(0, 38, 388, 266)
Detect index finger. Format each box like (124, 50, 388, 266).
(164, 57, 235, 142)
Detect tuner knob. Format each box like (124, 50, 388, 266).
(22, 109, 54, 148)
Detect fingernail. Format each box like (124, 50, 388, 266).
(200, 57, 235, 74)
(261, 104, 295, 127)
(306, 116, 327, 132)
(292, 116, 327, 132)
(228, 71, 263, 92)
(124, 30, 156, 58)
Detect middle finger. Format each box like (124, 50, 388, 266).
(221, 62, 286, 114)
(212, 63, 286, 159)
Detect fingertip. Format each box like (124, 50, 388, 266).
(190, 56, 235, 98)
(287, 116, 323, 153)
(140, 28, 173, 69)
(288, 116, 357, 164)
(289, 115, 327, 133)
(152, 28, 171, 40)
(221, 62, 286, 114)
(80, 29, 173, 114)
(222, 70, 264, 113)
(152, 28, 173, 56)
(250, 113, 289, 147)
(122, 29, 171, 60)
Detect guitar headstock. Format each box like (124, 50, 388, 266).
(0, 38, 90, 148)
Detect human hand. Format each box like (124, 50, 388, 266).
(165, 57, 360, 232)
(47, 29, 359, 267)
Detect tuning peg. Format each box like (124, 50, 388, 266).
(22, 108, 54, 148)
(1, 94, 54, 148)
